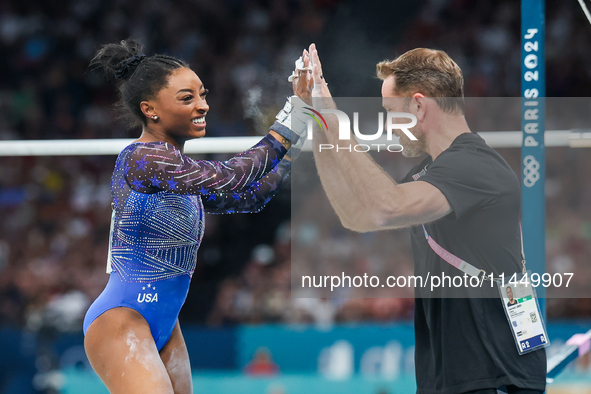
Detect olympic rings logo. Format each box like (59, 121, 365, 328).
(523, 155, 540, 187)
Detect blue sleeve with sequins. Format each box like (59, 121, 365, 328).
(125, 134, 287, 194)
(203, 159, 290, 214)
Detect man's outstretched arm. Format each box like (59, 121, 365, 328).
(311, 115, 381, 232)
(306, 44, 452, 230)
(292, 46, 378, 232)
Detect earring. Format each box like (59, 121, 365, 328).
(152, 115, 158, 120)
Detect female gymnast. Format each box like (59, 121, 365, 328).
(83, 39, 305, 394)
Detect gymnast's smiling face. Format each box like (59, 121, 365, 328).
(145, 67, 210, 142)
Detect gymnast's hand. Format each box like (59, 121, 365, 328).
(290, 44, 332, 107)
(291, 49, 313, 105)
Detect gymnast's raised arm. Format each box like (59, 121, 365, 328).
(124, 133, 287, 195)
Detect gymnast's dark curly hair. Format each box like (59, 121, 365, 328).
(90, 39, 188, 128)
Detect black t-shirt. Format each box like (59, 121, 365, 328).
(508, 299, 518, 307)
(399, 133, 546, 393)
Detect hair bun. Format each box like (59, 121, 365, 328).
(114, 54, 147, 80)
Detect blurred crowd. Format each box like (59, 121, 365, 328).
(0, 0, 591, 335)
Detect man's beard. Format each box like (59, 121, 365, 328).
(399, 125, 427, 158)
(400, 98, 427, 158)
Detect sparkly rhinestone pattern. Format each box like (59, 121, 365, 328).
(204, 160, 290, 214)
(109, 134, 289, 283)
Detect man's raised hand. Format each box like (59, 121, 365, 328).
(308, 44, 335, 109)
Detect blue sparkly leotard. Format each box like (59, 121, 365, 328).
(83, 134, 289, 350)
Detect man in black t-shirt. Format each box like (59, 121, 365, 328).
(398, 131, 545, 393)
(294, 44, 546, 393)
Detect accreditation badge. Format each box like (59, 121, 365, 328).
(498, 271, 550, 355)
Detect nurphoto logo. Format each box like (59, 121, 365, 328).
(303, 108, 417, 153)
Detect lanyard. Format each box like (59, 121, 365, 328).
(421, 224, 527, 279)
